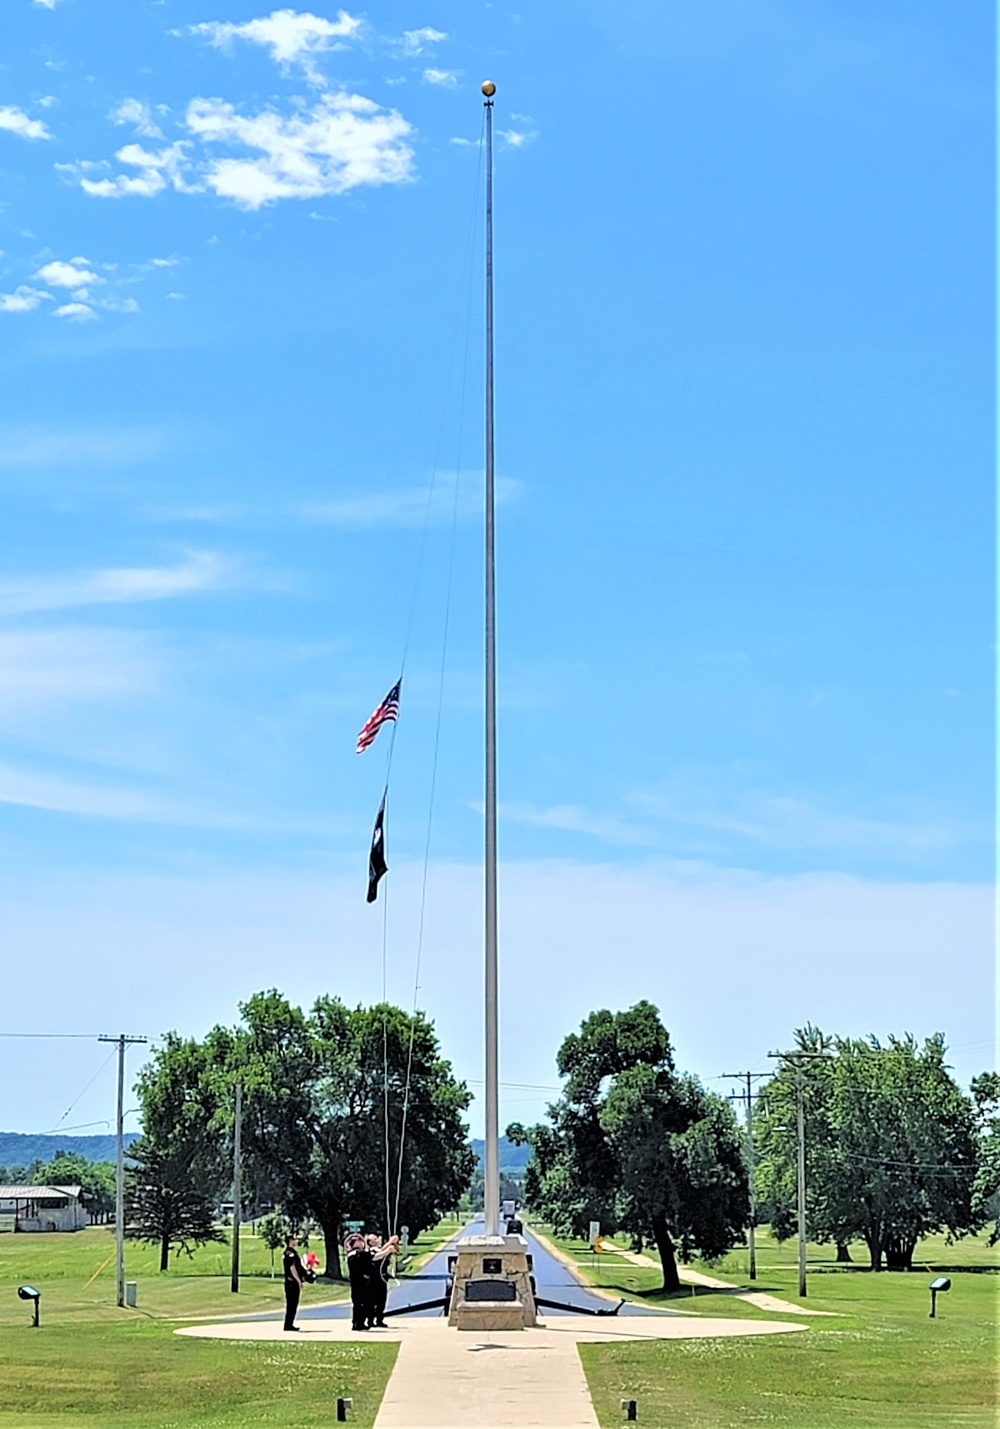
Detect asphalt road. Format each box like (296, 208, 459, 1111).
(293, 1220, 664, 1321)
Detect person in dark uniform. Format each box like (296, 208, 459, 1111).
(365, 1234, 398, 1328)
(282, 1234, 305, 1331)
(345, 1232, 371, 1331)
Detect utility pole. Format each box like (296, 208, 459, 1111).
(721, 1070, 767, 1280)
(768, 1049, 832, 1298)
(98, 1033, 147, 1308)
(230, 1080, 242, 1294)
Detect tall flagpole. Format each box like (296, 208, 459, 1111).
(482, 78, 500, 1239)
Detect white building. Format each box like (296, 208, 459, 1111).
(0, 1185, 89, 1232)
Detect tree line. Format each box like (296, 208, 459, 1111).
(125, 989, 474, 1274)
(509, 1003, 999, 1287)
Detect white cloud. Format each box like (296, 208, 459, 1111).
(499, 126, 537, 149)
(33, 257, 104, 289)
(78, 142, 194, 199)
(151, 256, 179, 267)
(37, 96, 58, 110)
(53, 302, 96, 321)
(76, 94, 412, 208)
(401, 26, 447, 55)
(0, 106, 51, 141)
(187, 8, 362, 84)
(110, 98, 164, 140)
(423, 67, 458, 88)
(186, 92, 412, 208)
(0, 286, 51, 314)
(0, 551, 237, 616)
(0, 762, 244, 827)
(296, 473, 522, 528)
(32, 0, 67, 8)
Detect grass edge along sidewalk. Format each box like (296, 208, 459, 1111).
(533, 1223, 998, 1428)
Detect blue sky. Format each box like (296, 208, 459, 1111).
(0, 0, 992, 1139)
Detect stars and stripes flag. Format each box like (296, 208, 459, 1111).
(356, 680, 400, 753)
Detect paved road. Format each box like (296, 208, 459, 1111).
(294, 1221, 666, 1321)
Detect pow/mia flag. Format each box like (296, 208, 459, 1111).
(367, 790, 388, 903)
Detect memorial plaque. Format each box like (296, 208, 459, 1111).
(465, 1279, 517, 1302)
(482, 1257, 502, 1274)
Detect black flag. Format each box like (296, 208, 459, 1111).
(367, 790, 388, 903)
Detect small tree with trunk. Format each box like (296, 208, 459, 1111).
(124, 1137, 224, 1270)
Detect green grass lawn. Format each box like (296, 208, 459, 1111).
(0, 1226, 394, 1427)
(534, 1223, 999, 1427)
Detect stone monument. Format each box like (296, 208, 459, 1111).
(447, 1232, 537, 1330)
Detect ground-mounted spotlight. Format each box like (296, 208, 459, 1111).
(17, 1285, 40, 1328)
(929, 1276, 951, 1318)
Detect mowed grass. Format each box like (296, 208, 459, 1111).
(0, 1225, 397, 1427)
(536, 1224, 999, 1427)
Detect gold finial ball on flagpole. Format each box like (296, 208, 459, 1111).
(481, 80, 496, 97)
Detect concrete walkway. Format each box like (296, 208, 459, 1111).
(177, 1313, 807, 1428)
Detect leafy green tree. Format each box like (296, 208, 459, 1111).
(127, 1033, 229, 1270)
(236, 991, 474, 1278)
(510, 1002, 748, 1291)
(31, 1151, 115, 1222)
(971, 1072, 1000, 1244)
(756, 1029, 978, 1270)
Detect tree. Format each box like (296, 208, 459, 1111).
(236, 992, 474, 1279)
(128, 1032, 229, 1270)
(510, 1002, 748, 1292)
(971, 1072, 1000, 1244)
(125, 1138, 225, 1269)
(31, 1151, 115, 1223)
(756, 1029, 979, 1270)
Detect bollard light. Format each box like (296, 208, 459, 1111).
(336, 1396, 353, 1422)
(620, 1399, 637, 1421)
(17, 1285, 40, 1328)
(928, 1276, 951, 1318)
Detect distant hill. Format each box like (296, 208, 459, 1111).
(0, 1132, 140, 1170)
(471, 1136, 531, 1173)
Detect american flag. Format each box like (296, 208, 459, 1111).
(356, 680, 401, 753)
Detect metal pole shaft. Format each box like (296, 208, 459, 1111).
(483, 93, 500, 1240)
(231, 1081, 242, 1293)
(796, 1061, 807, 1297)
(746, 1072, 757, 1281)
(116, 1035, 125, 1308)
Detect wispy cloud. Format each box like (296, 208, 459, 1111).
(185, 8, 362, 85)
(423, 68, 458, 88)
(0, 106, 51, 141)
(501, 801, 652, 846)
(0, 628, 156, 714)
(53, 301, 97, 322)
(32, 0, 68, 8)
(110, 98, 165, 140)
(400, 26, 447, 56)
(73, 94, 413, 210)
(0, 425, 168, 470)
(0, 551, 238, 616)
(0, 761, 244, 827)
(140, 474, 523, 530)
